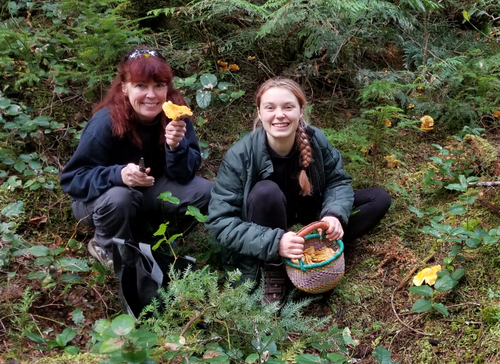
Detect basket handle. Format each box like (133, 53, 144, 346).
(296, 221, 329, 238)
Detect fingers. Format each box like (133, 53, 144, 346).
(321, 216, 344, 241)
(165, 121, 186, 150)
(120, 163, 155, 187)
(278, 232, 305, 259)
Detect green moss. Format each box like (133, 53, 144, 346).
(482, 306, 500, 324)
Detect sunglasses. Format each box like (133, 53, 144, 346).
(125, 49, 166, 62)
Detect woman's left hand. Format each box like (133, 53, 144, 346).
(319, 216, 344, 241)
(165, 120, 186, 150)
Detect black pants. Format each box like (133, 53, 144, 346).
(246, 180, 391, 245)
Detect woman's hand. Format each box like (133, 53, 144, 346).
(278, 231, 305, 259)
(165, 120, 186, 150)
(319, 216, 344, 241)
(121, 163, 155, 187)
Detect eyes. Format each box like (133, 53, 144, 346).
(134, 83, 167, 89)
(263, 104, 296, 111)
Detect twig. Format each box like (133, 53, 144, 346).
(396, 251, 436, 291)
(446, 302, 480, 309)
(390, 286, 433, 337)
(469, 181, 500, 186)
(180, 306, 213, 337)
(476, 197, 500, 214)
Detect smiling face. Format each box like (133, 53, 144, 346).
(122, 81, 168, 123)
(257, 87, 303, 155)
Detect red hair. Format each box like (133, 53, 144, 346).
(94, 51, 188, 147)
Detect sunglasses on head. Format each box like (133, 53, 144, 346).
(125, 49, 166, 62)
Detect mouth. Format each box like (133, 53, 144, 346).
(272, 122, 290, 128)
(143, 103, 159, 107)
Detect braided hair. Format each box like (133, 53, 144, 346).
(254, 77, 313, 196)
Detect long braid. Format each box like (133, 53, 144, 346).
(296, 120, 312, 196)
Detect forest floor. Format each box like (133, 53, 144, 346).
(2, 111, 500, 364)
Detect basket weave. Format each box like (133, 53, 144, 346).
(283, 221, 345, 294)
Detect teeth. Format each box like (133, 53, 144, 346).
(274, 123, 289, 127)
(144, 104, 157, 107)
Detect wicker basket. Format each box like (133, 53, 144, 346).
(283, 221, 345, 294)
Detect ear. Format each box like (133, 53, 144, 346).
(121, 83, 128, 95)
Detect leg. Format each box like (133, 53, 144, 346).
(342, 187, 391, 244)
(247, 180, 287, 230)
(247, 180, 288, 304)
(72, 186, 143, 255)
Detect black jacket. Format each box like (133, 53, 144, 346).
(60, 108, 202, 201)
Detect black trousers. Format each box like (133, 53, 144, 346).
(246, 180, 391, 245)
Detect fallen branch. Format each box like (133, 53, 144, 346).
(469, 181, 500, 186)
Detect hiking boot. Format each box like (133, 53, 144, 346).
(262, 262, 287, 305)
(87, 238, 113, 267)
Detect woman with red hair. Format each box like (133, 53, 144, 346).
(61, 49, 212, 265)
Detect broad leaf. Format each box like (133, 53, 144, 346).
(200, 73, 217, 89)
(111, 314, 135, 336)
(432, 303, 449, 317)
(434, 275, 457, 292)
(196, 91, 211, 109)
(409, 285, 433, 297)
(411, 298, 432, 313)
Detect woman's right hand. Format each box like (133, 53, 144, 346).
(121, 163, 155, 187)
(278, 231, 305, 259)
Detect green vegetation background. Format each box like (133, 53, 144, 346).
(1, 0, 500, 363)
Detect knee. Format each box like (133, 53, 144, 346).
(248, 180, 285, 206)
(95, 187, 142, 215)
(373, 187, 391, 212)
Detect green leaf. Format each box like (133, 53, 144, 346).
(28, 245, 49, 257)
(219, 93, 230, 103)
(409, 205, 423, 218)
(186, 205, 207, 223)
(483, 236, 499, 244)
(200, 73, 217, 89)
(64, 346, 79, 355)
(121, 344, 147, 364)
(157, 191, 180, 204)
(463, 10, 470, 21)
(196, 91, 211, 109)
(326, 353, 348, 364)
(1, 201, 25, 217)
(449, 204, 466, 215)
(26, 332, 46, 344)
(411, 298, 432, 313)
(218, 81, 233, 90)
(72, 308, 84, 325)
(342, 327, 358, 346)
(128, 329, 158, 348)
(56, 328, 77, 347)
(465, 238, 481, 249)
(374, 346, 398, 364)
(100, 337, 126, 354)
(111, 314, 135, 336)
(246, 354, 259, 363)
(446, 183, 466, 192)
(449, 245, 462, 256)
(432, 303, 449, 317)
(434, 275, 458, 292)
(231, 90, 245, 99)
(294, 354, 322, 363)
(409, 285, 434, 297)
(451, 268, 465, 280)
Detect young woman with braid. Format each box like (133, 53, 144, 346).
(205, 78, 391, 304)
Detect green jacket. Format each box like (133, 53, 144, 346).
(205, 126, 354, 283)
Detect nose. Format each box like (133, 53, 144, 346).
(145, 87, 156, 98)
(276, 108, 285, 118)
